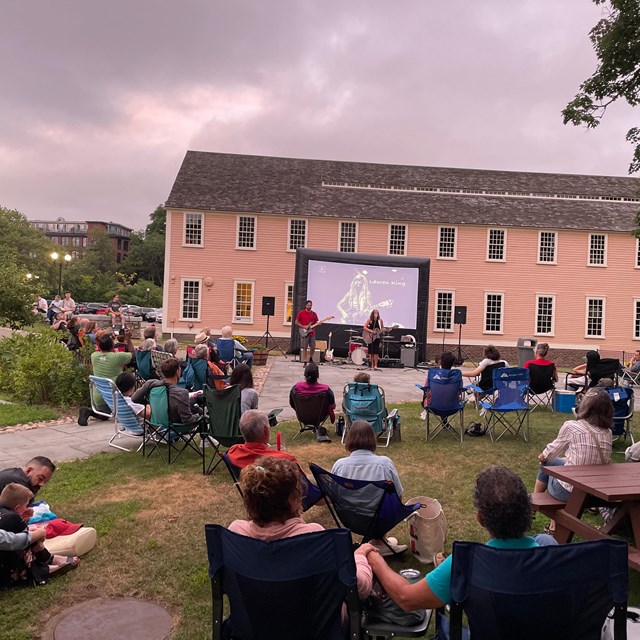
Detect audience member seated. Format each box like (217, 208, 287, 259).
(83, 321, 98, 345)
(66, 316, 83, 351)
(422, 351, 456, 409)
(132, 357, 202, 424)
(523, 342, 558, 381)
(0, 483, 79, 588)
(566, 350, 600, 390)
(354, 371, 371, 383)
(194, 329, 222, 363)
(220, 325, 254, 367)
(289, 362, 336, 442)
(115, 372, 151, 425)
(229, 364, 259, 414)
(0, 523, 46, 552)
(163, 338, 179, 357)
(227, 410, 297, 467)
(534, 387, 613, 534)
(228, 456, 371, 631)
(78, 331, 135, 426)
(143, 326, 163, 350)
(625, 349, 640, 375)
(358, 466, 556, 611)
(331, 419, 407, 556)
(460, 345, 507, 382)
(107, 294, 125, 331)
(47, 295, 63, 324)
(139, 338, 157, 351)
(0, 456, 56, 497)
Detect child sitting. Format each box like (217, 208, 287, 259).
(0, 483, 79, 587)
(115, 372, 151, 424)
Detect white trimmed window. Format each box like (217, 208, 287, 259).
(484, 293, 504, 333)
(388, 224, 407, 255)
(180, 279, 201, 321)
(535, 295, 555, 335)
(285, 283, 294, 325)
(636, 238, 640, 268)
(438, 227, 457, 259)
(538, 231, 557, 264)
(586, 297, 605, 337)
(184, 213, 203, 246)
(486, 229, 506, 261)
(588, 233, 607, 266)
(634, 300, 640, 339)
(435, 291, 454, 332)
(234, 281, 254, 323)
(236, 216, 256, 249)
(339, 221, 357, 253)
(288, 219, 307, 251)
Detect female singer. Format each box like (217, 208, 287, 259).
(363, 309, 384, 370)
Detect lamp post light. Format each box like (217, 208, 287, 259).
(50, 251, 72, 296)
(146, 287, 150, 306)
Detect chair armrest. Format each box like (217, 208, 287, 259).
(464, 384, 482, 393)
(387, 408, 398, 421)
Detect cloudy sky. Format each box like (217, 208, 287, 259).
(1, 1, 635, 230)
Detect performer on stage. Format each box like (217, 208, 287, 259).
(363, 309, 384, 371)
(295, 300, 319, 365)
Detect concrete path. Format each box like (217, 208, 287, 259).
(0, 357, 428, 465)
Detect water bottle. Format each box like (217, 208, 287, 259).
(336, 415, 345, 437)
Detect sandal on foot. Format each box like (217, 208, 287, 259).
(50, 557, 79, 578)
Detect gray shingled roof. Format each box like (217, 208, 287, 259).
(165, 151, 640, 232)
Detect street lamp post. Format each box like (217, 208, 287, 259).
(50, 252, 72, 296)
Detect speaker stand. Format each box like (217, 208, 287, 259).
(258, 315, 288, 358)
(453, 322, 475, 367)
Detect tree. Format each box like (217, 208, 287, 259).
(122, 205, 166, 286)
(562, 0, 640, 174)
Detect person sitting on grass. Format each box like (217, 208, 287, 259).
(228, 456, 371, 632)
(0, 456, 56, 497)
(331, 419, 407, 556)
(357, 466, 556, 612)
(229, 363, 259, 414)
(0, 483, 79, 588)
(115, 372, 151, 425)
(227, 410, 297, 468)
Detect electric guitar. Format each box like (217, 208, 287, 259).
(362, 323, 399, 345)
(324, 332, 333, 361)
(298, 315, 334, 338)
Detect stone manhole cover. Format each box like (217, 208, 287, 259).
(48, 598, 172, 640)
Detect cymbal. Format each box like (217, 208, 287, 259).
(344, 329, 359, 333)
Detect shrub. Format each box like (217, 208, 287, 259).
(0, 327, 90, 406)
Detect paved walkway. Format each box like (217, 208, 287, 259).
(0, 357, 427, 466)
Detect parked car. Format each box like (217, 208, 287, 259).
(154, 310, 163, 323)
(146, 308, 163, 323)
(122, 305, 143, 318)
(86, 303, 109, 314)
(138, 307, 157, 321)
(76, 302, 91, 314)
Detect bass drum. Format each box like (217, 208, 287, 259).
(351, 346, 368, 366)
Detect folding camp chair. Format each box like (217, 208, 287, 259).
(620, 365, 640, 387)
(202, 384, 243, 475)
(309, 463, 420, 555)
(216, 338, 241, 370)
(222, 453, 322, 512)
(135, 348, 156, 383)
(440, 539, 628, 640)
(142, 385, 204, 464)
(526, 362, 556, 410)
(150, 349, 173, 376)
(480, 367, 530, 442)
(205, 525, 361, 640)
(418, 368, 467, 442)
(465, 360, 506, 409)
(89, 375, 144, 451)
(566, 357, 624, 392)
(341, 382, 398, 447)
(607, 386, 635, 443)
(290, 390, 331, 441)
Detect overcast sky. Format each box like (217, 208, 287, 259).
(1, 1, 636, 231)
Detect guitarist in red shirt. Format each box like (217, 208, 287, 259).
(295, 300, 319, 365)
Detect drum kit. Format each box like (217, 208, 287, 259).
(345, 329, 368, 366)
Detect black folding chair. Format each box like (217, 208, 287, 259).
(205, 525, 361, 640)
(291, 390, 330, 440)
(526, 362, 556, 411)
(309, 463, 419, 555)
(440, 539, 628, 640)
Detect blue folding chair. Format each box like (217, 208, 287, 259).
(441, 539, 628, 640)
(341, 382, 398, 447)
(89, 375, 144, 451)
(135, 349, 156, 384)
(465, 360, 507, 409)
(309, 463, 419, 555)
(606, 386, 635, 443)
(216, 338, 240, 369)
(479, 367, 530, 442)
(222, 453, 322, 512)
(205, 525, 361, 640)
(418, 368, 467, 442)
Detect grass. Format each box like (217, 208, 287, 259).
(2, 401, 639, 639)
(0, 403, 58, 429)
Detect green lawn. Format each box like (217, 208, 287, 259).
(2, 402, 638, 639)
(0, 403, 58, 428)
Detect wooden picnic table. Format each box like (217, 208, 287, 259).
(538, 463, 640, 570)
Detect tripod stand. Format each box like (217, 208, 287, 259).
(259, 314, 288, 358)
(453, 321, 474, 367)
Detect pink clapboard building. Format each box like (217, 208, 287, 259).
(163, 151, 640, 360)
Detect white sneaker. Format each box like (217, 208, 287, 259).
(373, 537, 408, 556)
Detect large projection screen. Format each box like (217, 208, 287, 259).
(291, 249, 430, 362)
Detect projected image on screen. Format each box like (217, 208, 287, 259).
(306, 260, 419, 329)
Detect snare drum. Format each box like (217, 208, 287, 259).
(351, 346, 368, 366)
